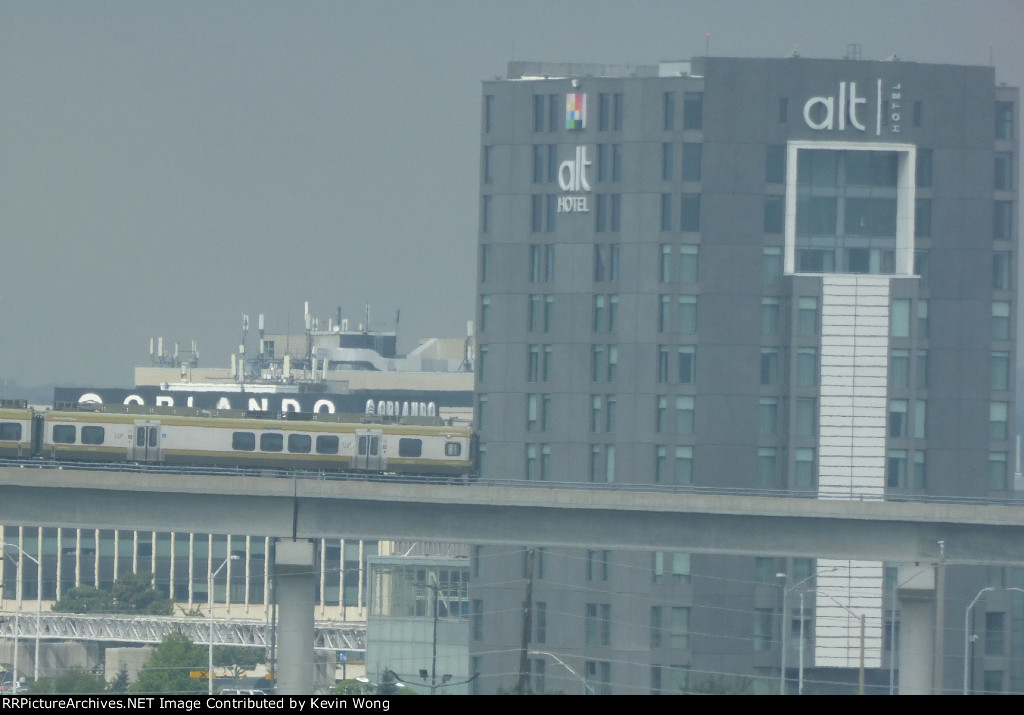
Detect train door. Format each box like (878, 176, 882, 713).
(353, 429, 384, 471)
(130, 420, 163, 462)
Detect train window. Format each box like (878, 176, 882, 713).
(81, 426, 105, 445)
(53, 425, 76, 444)
(260, 433, 283, 452)
(288, 434, 311, 454)
(445, 442, 462, 457)
(370, 436, 379, 456)
(232, 432, 256, 451)
(316, 435, 339, 455)
(358, 436, 367, 456)
(399, 438, 422, 458)
(0, 423, 21, 440)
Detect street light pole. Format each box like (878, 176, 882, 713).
(1, 542, 41, 686)
(780, 567, 839, 695)
(209, 556, 239, 695)
(529, 650, 594, 695)
(962, 586, 1024, 695)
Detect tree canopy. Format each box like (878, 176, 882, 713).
(51, 572, 172, 616)
(131, 633, 207, 695)
(28, 667, 107, 694)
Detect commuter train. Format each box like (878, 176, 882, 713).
(0, 400, 474, 479)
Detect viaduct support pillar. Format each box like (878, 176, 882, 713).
(274, 539, 316, 695)
(896, 564, 935, 695)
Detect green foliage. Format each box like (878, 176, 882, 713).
(213, 646, 264, 670)
(332, 679, 366, 695)
(108, 664, 131, 694)
(28, 667, 107, 694)
(50, 572, 172, 616)
(51, 586, 114, 614)
(131, 633, 207, 695)
(684, 674, 754, 695)
(113, 572, 173, 615)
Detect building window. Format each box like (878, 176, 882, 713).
(661, 194, 673, 232)
(763, 247, 782, 284)
(535, 601, 547, 644)
(995, 101, 1013, 140)
(587, 550, 610, 582)
(758, 448, 777, 486)
(754, 609, 774, 651)
(794, 448, 815, 488)
(675, 396, 694, 435)
(524, 444, 538, 480)
(985, 612, 1005, 655)
(484, 95, 494, 133)
(991, 351, 1010, 391)
(889, 399, 908, 438)
(797, 297, 818, 335)
(526, 394, 538, 432)
(472, 599, 483, 641)
(585, 661, 612, 696)
(991, 402, 1008, 440)
(483, 145, 494, 184)
(890, 349, 910, 388)
(678, 295, 697, 334)
(678, 346, 695, 384)
(762, 297, 780, 335)
(480, 244, 491, 282)
(663, 92, 675, 131)
(597, 144, 622, 183)
(660, 244, 672, 281)
(651, 607, 663, 649)
(481, 195, 492, 233)
(795, 397, 816, 437)
(662, 143, 674, 182)
(989, 452, 1007, 490)
(759, 398, 778, 435)
(585, 603, 612, 646)
(766, 145, 786, 184)
(657, 346, 670, 383)
(888, 449, 908, 488)
(796, 348, 817, 386)
(681, 143, 702, 182)
(916, 148, 932, 187)
(993, 301, 1011, 340)
(778, 97, 788, 124)
(995, 152, 1013, 190)
(656, 396, 668, 433)
(674, 446, 693, 485)
(594, 243, 620, 282)
(682, 92, 703, 130)
(680, 245, 698, 283)
(598, 92, 623, 132)
(671, 607, 690, 649)
(913, 450, 927, 488)
(993, 252, 1011, 290)
(658, 295, 670, 333)
(680, 194, 701, 232)
(527, 345, 539, 382)
(655, 445, 667, 482)
(994, 201, 1013, 240)
(916, 350, 928, 389)
(914, 400, 926, 439)
(915, 249, 929, 285)
(891, 299, 911, 338)
(764, 196, 785, 233)
(760, 348, 779, 385)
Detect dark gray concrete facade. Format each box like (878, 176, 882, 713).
(472, 56, 1019, 694)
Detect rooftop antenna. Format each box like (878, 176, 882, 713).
(705, 32, 710, 57)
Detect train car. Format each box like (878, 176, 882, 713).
(0, 401, 34, 458)
(39, 405, 473, 478)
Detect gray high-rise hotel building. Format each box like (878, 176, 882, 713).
(472, 56, 1019, 694)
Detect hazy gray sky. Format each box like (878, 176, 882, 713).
(1, 0, 1020, 388)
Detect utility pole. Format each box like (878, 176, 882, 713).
(515, 548, 535, 695)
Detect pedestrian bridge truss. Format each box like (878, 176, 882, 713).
(0, 612, 365, 652)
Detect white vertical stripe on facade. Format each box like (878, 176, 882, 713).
(814, 559, 884, 668)
(815, 275, 889, 668)
(818, 274, 890, 501)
